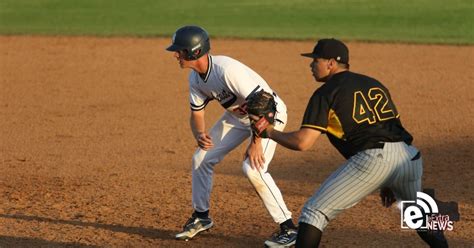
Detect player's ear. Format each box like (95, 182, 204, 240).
(327, 59, 335, 69)
(329, 59, 340, 69)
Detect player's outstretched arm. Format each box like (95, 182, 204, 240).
(267, 127, 321, 151)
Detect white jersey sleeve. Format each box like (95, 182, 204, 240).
(223, 62, 265, 101)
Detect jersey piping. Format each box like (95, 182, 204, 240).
(301, 124, 327, 132)
(202, 55, 212, 82)
(300, 109, 344, 138)
(191, 98, 212, 111)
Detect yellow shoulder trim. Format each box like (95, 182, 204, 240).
(327, 109, 345, 139)
(301, 124, 327, 132)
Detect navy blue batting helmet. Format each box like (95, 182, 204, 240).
(166, 25, 210, 60)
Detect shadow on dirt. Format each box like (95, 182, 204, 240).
(0, 235, 99, 247)
(0, 214, 175, 240)
(0, 214, 261, 245)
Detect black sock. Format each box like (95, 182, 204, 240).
(295, 222, 322, 248)
(280, 219, 297, 230)
(194, 210, 209, 219)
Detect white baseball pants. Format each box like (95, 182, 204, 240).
(191, 110, 292, 224)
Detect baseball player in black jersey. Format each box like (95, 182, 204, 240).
(250, 39, 449, 247)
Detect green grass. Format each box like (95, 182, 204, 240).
(0, 0, 472, 44)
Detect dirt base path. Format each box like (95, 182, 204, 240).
(1, 36, 473, 247)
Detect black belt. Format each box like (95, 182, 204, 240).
(371, 142, 421, 161)
(372, 141, 409, 149)
(372, 142, 385, 149)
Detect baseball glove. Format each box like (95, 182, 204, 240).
(246, 90, 277, 138)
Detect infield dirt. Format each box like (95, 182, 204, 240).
(1, 36, 473, 247)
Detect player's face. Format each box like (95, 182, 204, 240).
(310, 58, 331, 82)
(173, 50, 192, 68)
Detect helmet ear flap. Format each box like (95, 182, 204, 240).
(181, 48, 202, 60)
(189, 49, 202, 60)
(167, 26, 210, 60)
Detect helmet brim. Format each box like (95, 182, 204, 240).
(301, 52, 319, 58)
(166, 44, 183, 52)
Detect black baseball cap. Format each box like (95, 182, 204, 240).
(301, 38, 349, 64)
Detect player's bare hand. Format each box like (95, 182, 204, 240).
(380, 187, 396, 208)
(246, 138, 265, 170)
(196, 132, 214, 150)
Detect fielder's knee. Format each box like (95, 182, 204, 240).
(242, 163, 266, 189)
(299, 206, 330, 232)
(242, 162, 257, 178)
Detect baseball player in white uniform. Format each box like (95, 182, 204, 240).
(166, 25, 297, 247)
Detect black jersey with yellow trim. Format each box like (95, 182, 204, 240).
(301, 71, 413, 159)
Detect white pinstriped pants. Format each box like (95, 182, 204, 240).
(191, 110, 292, 224)
(299, 142, 422, 231)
